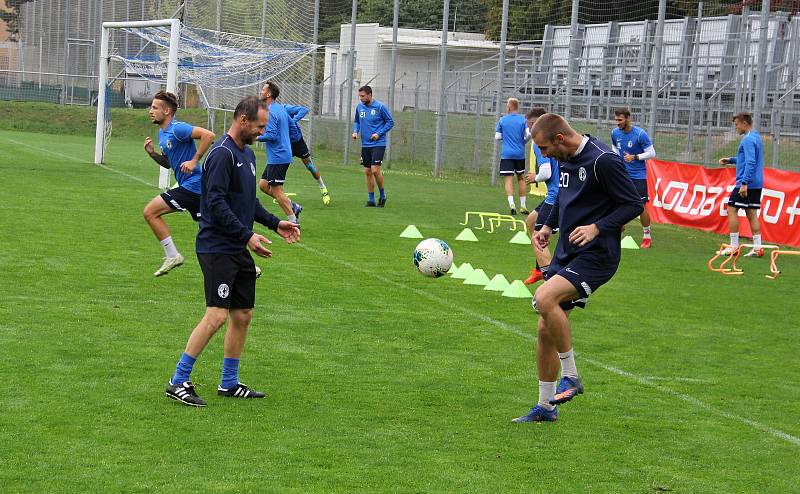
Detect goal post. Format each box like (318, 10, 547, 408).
(94, 19, 180, 190)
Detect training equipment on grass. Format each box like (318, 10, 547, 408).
(487, 215, 527, 234)
(484, 274, 511, 292)
(621, 236, 640, 249)
(708, 244, 744, 275)
(413, 238, 453, 278)
(501, 280, 532, 298)
(450, 262, 474, 279)
(414, 238, 453, 278)
(461, 211, 502, 229)
(463, 268, 491, 286)
(509, 231, 531, 245)
(399, 225, 424, 239)
(455, 228, 479, 242)
(766, 249, 800, 280)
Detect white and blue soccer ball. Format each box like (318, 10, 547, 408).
(413, 238, 453, 278)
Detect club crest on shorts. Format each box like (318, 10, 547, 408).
(218, 283, 230, 299)
(578, 167, 587, 181)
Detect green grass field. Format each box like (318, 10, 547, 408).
(1, 124, 799, 493)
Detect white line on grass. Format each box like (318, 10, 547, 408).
(48, 147, 799, 448)
(298, 243, 800, 448)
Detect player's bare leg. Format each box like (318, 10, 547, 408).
(640, 207, 652, 248)
(371, 164, 387, 207)
(517, 175, 529, 214)
(743, 208, 764, 257)
(504, 175, 516, 214)
(260, 179, 293, 217)
(364, 167, 376, 206)
(143, 195, 184, 276)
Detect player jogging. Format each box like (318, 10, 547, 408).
(352, 85, 394, 207)
(611, 107, 657, 248)
(283, 103, 331, 205)
(718, 111, 765, 257)
(513, 113, 643, 423)
(495, 98, 530, 215)
(143, 90, 215, 277)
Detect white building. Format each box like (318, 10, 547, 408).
(322, 23, 531, 117)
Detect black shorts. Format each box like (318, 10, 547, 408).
(197, 251, 257, 309)
(541, 251, 619, 310)
(291, 138, 310, 160)
(633, 179, 649, 203)
(361, 146, 386, 167)
(500, 159, 526, 176)
(160, 186, 201, 222)
(728, 186, 762, 209)
(262, 163, 290, 186)
(533, 201, 555, 231)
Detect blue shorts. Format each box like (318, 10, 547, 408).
(543, 251, 619, 310)
(160, 186, 201, 222)
(361, 146, 385, 167)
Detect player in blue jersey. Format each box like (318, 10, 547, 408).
(143, 90, 215, 277)
(495, 98, 531, 215)
(521, 108, 559, 285)
(352, 85, 394, 207)
(283, 103, 331, 205)
(719, 112, 765, 257)
(512, 113, 643, 423)
(258, 82, 303, 224)
(611, 107, 657, 248)
(165, 97, 301, 407)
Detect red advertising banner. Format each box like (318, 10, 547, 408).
(646, 159, 800, 248)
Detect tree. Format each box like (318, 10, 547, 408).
(1, 0, 35, 42)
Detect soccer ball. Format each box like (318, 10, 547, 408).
(413, 238, 453, 277)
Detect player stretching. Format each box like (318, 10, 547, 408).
(143, 90, 215, 277)
(352, 85, 394, 207)
(513, 114, 643, 423)
(719, 112, 765, 257)
(522, 107, 559, 285)
(282, 103, 331, 205)
(258, 82, 303, 224)
(495, 98, 530, 215)
(611, 107, 656, 248)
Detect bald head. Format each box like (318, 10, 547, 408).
(530, 113, 583, 161)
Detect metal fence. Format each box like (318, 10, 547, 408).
(1, 0, 798, 176)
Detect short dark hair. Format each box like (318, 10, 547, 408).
(233, 96, 266, 121)
(358, 85, 373, 95)
(531, 113, 573, 142)
(264, 81, 280, 100)
(732, 112, 753, 125)
(614, 107, 631, 118)
(153, 90, 178, 113)
(525, 107, 547, 119)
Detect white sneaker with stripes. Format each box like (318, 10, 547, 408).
(217, 382, 266, 399)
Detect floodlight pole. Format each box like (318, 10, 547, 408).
(433, 0, 450, 178)
(342, 0, 358, 166)
(490, 0, 509, 186)
(647, 0, 667, 138)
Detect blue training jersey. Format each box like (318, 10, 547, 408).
(496, 113, 527, 160)
(158, 119, 202, 194)
(532, 142, 559, 205)
(611, 125, 653, 180)
(353, 100, 394, 148)
(197, 134, 281, 255)
(257, 102, 292, 165)
(283, 104, 309, 143)
(730, 130, 764, 188)
(545, 136, 643, 267)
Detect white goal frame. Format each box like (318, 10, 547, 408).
(94, 19, 181, 190)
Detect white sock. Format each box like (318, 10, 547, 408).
(507, 196, 515, 208)
(318, 178, 326, 189)
(559, 348, 579, 379)
(753, 234, 762, 248)
(730, 232, 740, 248)
(643, 226, 651, 239)
(160, 236, 179, 258)
(520, 196, 527, 209)
(288, 214, 297, 222)
(538, 380, 557, 410)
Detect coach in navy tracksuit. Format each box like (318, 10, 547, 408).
(512, 113, 643, 424)
(164, 96, 300, 407)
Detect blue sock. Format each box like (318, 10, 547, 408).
(221, 357, 240, 389)
(379, 188, 386, 199)
(171, 352, 196, 385)
(368, 192, 375, 203)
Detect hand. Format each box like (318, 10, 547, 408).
(370, 133, 379, 141)
(739, 184, 748, 197)
(179, 159, 197, 173)
(276, 221, 301, 243)
(568, 224, 600, 247)
(719, 158, 731, 166)
(623, 152, 636, 163)
(533, 226, 552, 250)
(144, 137, 155, 155)
(351, 133, 358, 140)
(247, 233, 273, 258)
(524, 172, 537, 184)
